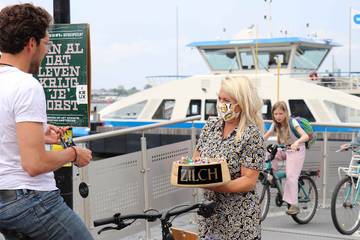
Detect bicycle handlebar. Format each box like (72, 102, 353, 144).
(266, 143, 299, 153)
(94, 212, 162, 227)
(93, 200, 216, 235)
(162, 200, 216, 221)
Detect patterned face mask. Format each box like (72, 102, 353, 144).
(217, 102, 239, 121)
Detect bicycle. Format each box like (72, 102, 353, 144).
(331, 144, 360, 235)
(256, 144, 319, 224)
(93, 200, 216, 240)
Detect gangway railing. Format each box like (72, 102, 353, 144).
(285, 72, 360, 92)
(73, 115, 201, 239)
(75, 115, 201, 143)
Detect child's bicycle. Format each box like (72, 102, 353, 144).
(331, 144, 360, 235)
(93, 200, 216, 240)
(256, 143, 319, 224)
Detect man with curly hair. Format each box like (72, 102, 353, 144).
(0, 3, 93, 239)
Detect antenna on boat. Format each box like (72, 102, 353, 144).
(264, 0, 273, 38)
(176, 6, 179, 78)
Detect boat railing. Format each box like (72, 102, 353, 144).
(287, 72, 360, 92)
(315, 76, 360, 90)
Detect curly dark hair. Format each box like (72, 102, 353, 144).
(0, 3, 52, 54)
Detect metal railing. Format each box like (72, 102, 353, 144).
(74, 115, 201, 239)
(74, 116, 360, 239)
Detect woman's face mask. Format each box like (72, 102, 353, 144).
(217, 102, 239, 121)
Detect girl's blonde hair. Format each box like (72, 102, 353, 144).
(220, 75, 264, 141)
(271, 101, 291, 144)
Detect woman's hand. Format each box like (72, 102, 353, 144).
(340, 143, 351, 151)
(290, 141, 300, 151)
(192, 150, 200, 161)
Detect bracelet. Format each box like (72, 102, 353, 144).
(70, 146, 77, 163)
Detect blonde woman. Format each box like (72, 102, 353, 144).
(263, 101, 309, 215)
(193, 76, 264, 240)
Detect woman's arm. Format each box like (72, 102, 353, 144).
(263, 129, 273, 141)
(263, 123, 274, 141)
(205, 167, 259, 193)
(206, 126, 264, 193)
(291, 125, 309, 150)
(192, 150, 200, 160)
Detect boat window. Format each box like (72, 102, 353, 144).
(256, 49, 291, 69)
(205, 99, 217, 120)
(288, 99, 315, 122)
(324, 101, 360, 123)
(186, 99, 201, 117)
(239, 50, 254, 70)
(202, 48, 239, 71)
(293, 46, 328, 70)
(102, 100, 147, 119)
(262, 99, 272, 120)
(152, 99, 175, 120)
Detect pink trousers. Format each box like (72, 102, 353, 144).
(272, 145, 306, 205)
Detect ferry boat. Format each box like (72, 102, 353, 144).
(98, 37, 360, 129)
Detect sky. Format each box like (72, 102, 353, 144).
(1, 0, 360, 90)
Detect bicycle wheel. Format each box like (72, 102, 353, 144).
(256, 178, 270, 221)
(292, 175, 318, 224)
(331, 176, 360, 235)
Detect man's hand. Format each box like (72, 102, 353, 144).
(44, 124, 69, 144)
(73, 147, 92, 167)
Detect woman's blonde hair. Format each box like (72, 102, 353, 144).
(271, 101, 291, 144)
(220, 75, 264, 141)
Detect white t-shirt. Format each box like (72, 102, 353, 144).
(0, 66, 56, 191)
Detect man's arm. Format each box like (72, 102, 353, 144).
(16, 122, 91, 177)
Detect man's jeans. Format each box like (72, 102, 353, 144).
(0, 190, 93, 240)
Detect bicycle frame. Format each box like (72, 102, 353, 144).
(331, 147, 360, 235)
(259, 144, 319, 224)
(337, 154, 360, 205)
(262, 146, 315, 206)
(263, 148, 289, 196)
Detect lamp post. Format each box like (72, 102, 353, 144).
(53, 0, 70, 24)
(52, 0, 73, 209)
(275, 55, 283, 101)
